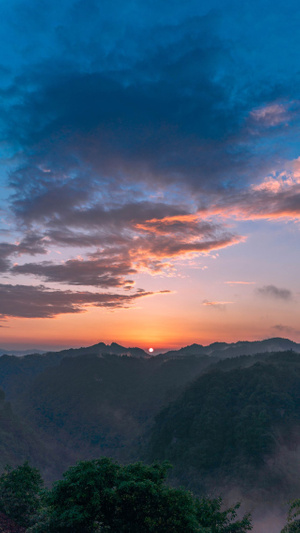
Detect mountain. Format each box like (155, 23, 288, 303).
(0, 341, 148, 366)
(0, 353, 66, 403)
(0, 388, 49, 473)
(211, 337, 300, 358)
(0, 343, 149, 404)
(163, 337, 300, 359)
(147, 351, 300, 509)
(1, 336, 298, 363)
(0, 349, 46, 357)
(12, 352, 214, 478)
(0, 338, 300, 486)
(44, 341, 149, 359)
(0, 340, 300, 531)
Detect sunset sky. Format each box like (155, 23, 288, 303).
(0, 0, 299, 351)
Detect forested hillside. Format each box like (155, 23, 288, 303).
(0, 340, 299, 531)
(0, 389, 48, 473)
(11, 352, 214, 478)
(148, 353, 300, 513)
(0, 460, 253, 533)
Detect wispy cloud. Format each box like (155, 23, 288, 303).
(272, 324, 300, 335)
(0, 284, 171, 319)
(203, 165, 300, 222)
(12, 255, 136, 289)
(257, 285, 292, 301)
(6, 209, 244, 286)
(1, 0, 300, 329)
(202, 299, 234, 310)
(249, 102, 293, 128)
(225, 281, 256, 285)
(0, 235, 47, 272)
(205, 187, 300, 222)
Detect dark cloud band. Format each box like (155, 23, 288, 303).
(257, 285, 292, 301)
(0, 284, 170, 319)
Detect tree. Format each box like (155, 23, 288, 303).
(0, 462, 44, 528)
(109, 461, 200, 532)
(32, 457, 119, 532)
(281, 499, 300, 532)
(30, 458, 252, 532)
(196, 497, 252, 532)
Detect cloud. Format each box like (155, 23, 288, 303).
(257, 285, 292, 301)
(1, 0, 300, 321)
(272, 324, 300, 335)
(206, 189, 300, 222)
(12, 255, 136, 289)
(7, 6, 295, 231)
(225, 281, 256, 285)
(9, 210, 244, 284)
(0, 234, 47, 272)
(0, 284, 170, 319)
(7, 35, 252, 203)
(131, 214, 244, 268)
(203, 165, 300, 222)
(202, 299, 234, 310)
(4, 1, 300, 203)
(249, 102, 294, 128)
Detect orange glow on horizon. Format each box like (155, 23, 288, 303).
(2, 305, 300, 352)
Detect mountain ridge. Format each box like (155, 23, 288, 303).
(161, 337, 300, 359)
(1, 336, 299, 360)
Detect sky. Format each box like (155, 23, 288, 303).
(0, 0, 299, 351)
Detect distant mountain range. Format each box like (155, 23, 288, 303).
(0, 335, 300, 529)
(0, 342, 147, 358)
(0, 349, 47, 357)
(163, 336, 300, 359)
(1, 336, 299, 359)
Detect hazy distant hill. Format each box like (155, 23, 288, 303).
(163, 337, 300, 359)
(0, 342, 148, 358)
(0, 353, 66, 403)
(0, 388, 48, 472)
(147, 350, 300, 504)
(1, 336, 299, 361)
(13, 353, 213, 478)
(0, 339, 300, 494)
(0, 343, 148, 404)
(44, 341, 149, 359)
(0, 349, 46, 356)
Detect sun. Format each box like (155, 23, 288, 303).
(148, 347, 154, 353)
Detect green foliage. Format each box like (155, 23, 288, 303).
(281, 499, 300, 532)
(148, 361, 300, 489)
(29, 458, 251, 533)
(36, 458, 120, 533)
(1, 348, 300, 507)
(0, 388, 49, 473)
(196, 497, 252, 532)
(0, 461, 44, 528)
(18, 352, 213, 470)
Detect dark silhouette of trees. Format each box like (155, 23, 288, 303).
(0, 462, 43, 529)
(0, 459, 252, 532)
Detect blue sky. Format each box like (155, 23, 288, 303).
(0, 0, 299, 350)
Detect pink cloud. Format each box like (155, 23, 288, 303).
(250, 102, 292, 127)
(225, 281, 256, 285)
(204, 165, 300, 221)
(202, 300, 234, 306)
